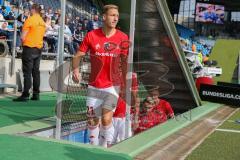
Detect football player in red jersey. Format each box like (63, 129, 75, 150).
(111, 72, 138, 144)
(72, 4, 128, 147)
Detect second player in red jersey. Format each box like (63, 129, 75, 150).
(111, 72, 138, 144)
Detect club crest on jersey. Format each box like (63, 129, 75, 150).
(104, 42, 118, 51)
(95, 43, 100, 50)
(104, 42, 110, 50)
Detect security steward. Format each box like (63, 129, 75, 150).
(13, 4, 46, 101)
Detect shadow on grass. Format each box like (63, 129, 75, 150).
(0, 113, 51, 128)
(0, 97, 56, 128)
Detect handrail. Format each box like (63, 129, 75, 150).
(238, 51, 240, 84)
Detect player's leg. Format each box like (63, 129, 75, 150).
(111, 117, 126, 144)
(117, 117, 126, 142)
(86, 88, 102, 145)
(99, 86, 120, 147)
(111, 117, 119, 145)
(87, 112, 100, 145)
(99, 108, 115, 147)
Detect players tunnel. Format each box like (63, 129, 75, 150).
(103, 0, 202, 113)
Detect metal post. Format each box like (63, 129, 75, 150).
(238, 51, 240, 84)
(182, 0, 185, 26)
(55, 0, 66, 140)
(10, 20, 18, 76)
(125, 0, 136, 139)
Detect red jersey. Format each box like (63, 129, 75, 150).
(113, 73, 138, 118)
(134, 110, 159, 134)
(134, 100, 174, 134)
(154, 99, 174, 121)
(79, 28, 128, 88)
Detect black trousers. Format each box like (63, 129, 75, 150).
(22, 46, 42, 97)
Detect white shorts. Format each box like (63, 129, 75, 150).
(112, 117, 126, 144)
(86, 85, 120, 118)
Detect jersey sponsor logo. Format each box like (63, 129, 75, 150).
(95, 52, 118, 57)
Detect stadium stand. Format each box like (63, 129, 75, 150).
(0, 0, 100, 56)
(176, 24, 195, 39)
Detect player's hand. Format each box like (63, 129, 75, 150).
(72, 68, 80, 83)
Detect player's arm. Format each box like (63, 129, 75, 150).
(131, 90, 138, 106)
(72, 50, 85, 83)
(119, 54, 128, 99)
(72, 32, 90, 83)
(131, 73, 138, 106)
(165, 102, 174, 119)
(120, 54, 128, 87)
(132, 104, 140, 131)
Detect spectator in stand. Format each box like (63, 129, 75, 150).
(73, 23, 86, 52)
(1, 6, 10, 18)
(40, 9, 45, 18)
(17, 8, 30, 28)
(44, 17, 75, 54)
(87, 14, 102, 32)
(0, 14, 18, 52)
(44, 16, 51, 30)
(44, 18, 58, 53)
(17, 8, 30, 51)
(75, 16, 81, 24)
(68, 17, 76, 34)
(73, 23, 86, 43)
(52, 9, 60, 22)
(46, 7, 53, 18)
(22, 0, 33, 10)
(69, 16, 81, 33)
(0, 14, 5, 28)
(0, 19, 12, 37)
(180, 39, 187, 50)
(64, 17, 75, 55)
(10, 5, 18, 17)
(81, 18, 89, 31)
(192, 43, 197, 52)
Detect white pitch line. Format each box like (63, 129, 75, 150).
(216, 128, 240, 133)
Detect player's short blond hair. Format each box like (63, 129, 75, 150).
(103, 4, 119, 14)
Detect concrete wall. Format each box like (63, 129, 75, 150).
(0, 57, 56, 93)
